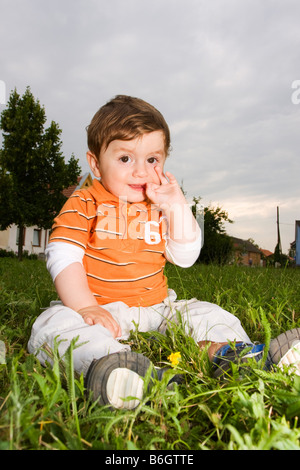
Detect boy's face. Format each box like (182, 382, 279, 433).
(87, 130, 166, 203)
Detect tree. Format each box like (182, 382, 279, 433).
(0, 87, 81, 260)
(192, 198, 234, 264)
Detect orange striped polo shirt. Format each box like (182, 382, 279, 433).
(49, 179, 168, 307)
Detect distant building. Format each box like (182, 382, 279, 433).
(260, 249, 273, 259)
(230, 237, 262, 266)
(290, 240, 296, 260)
(0, 173, 92, 256)
(290, 222, 300, 266)
(260, 248, 274, 266)
(296, 221, 300, 266)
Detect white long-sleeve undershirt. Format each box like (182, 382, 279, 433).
(46, 232, 202, 282)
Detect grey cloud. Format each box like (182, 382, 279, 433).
(0, 0, 299, 253)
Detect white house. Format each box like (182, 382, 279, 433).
(0, 173, 92, 256)
(0, 224, 49, 255)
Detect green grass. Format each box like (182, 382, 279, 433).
(0, 258, 300, 450)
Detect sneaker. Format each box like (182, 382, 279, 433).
(85, 350, 182, 410)
(213, 328, 300, 379)
(267, 327, 300, 375)
(212, 342, 264, 379)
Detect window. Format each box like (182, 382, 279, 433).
(33, 229, 41, 247)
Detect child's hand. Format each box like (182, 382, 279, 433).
(146, 167, 187, 209)
(146, 166, 200, 244)
(78, 305, 122, 338)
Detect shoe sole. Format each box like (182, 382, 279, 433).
(86, 351, 152, 409)
(269, 328, 300, 376)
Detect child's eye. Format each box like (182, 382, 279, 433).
(147, 157, 158, 164)
(120, 155, 131, 163)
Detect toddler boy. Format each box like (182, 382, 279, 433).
(28, 95, 300, 409)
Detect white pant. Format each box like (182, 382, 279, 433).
(27, 289, 251, 376)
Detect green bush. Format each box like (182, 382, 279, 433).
(0, 248, 16, 258)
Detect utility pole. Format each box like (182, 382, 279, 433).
(274, 206, 282, 265)
(276, 206, 282, 254)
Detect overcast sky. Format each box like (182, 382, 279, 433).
(1, 0, 299, 254)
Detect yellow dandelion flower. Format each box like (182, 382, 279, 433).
(168, 351, 181, 367)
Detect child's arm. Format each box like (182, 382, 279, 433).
(146, 166, 200, 245)
(54, 261, 97, 311)
(46, 243, 121, 338)
(54, 263, 121, 338)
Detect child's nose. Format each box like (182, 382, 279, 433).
(132, 161, 147, 178)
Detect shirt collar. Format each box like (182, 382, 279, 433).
(88, 178, 149, 209)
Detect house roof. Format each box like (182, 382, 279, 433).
(230, 236, 262, 254)
(62, 173, 93, 198)
(260, 249, 273, 257)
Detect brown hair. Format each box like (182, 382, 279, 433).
(86, 95, 171, 159)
